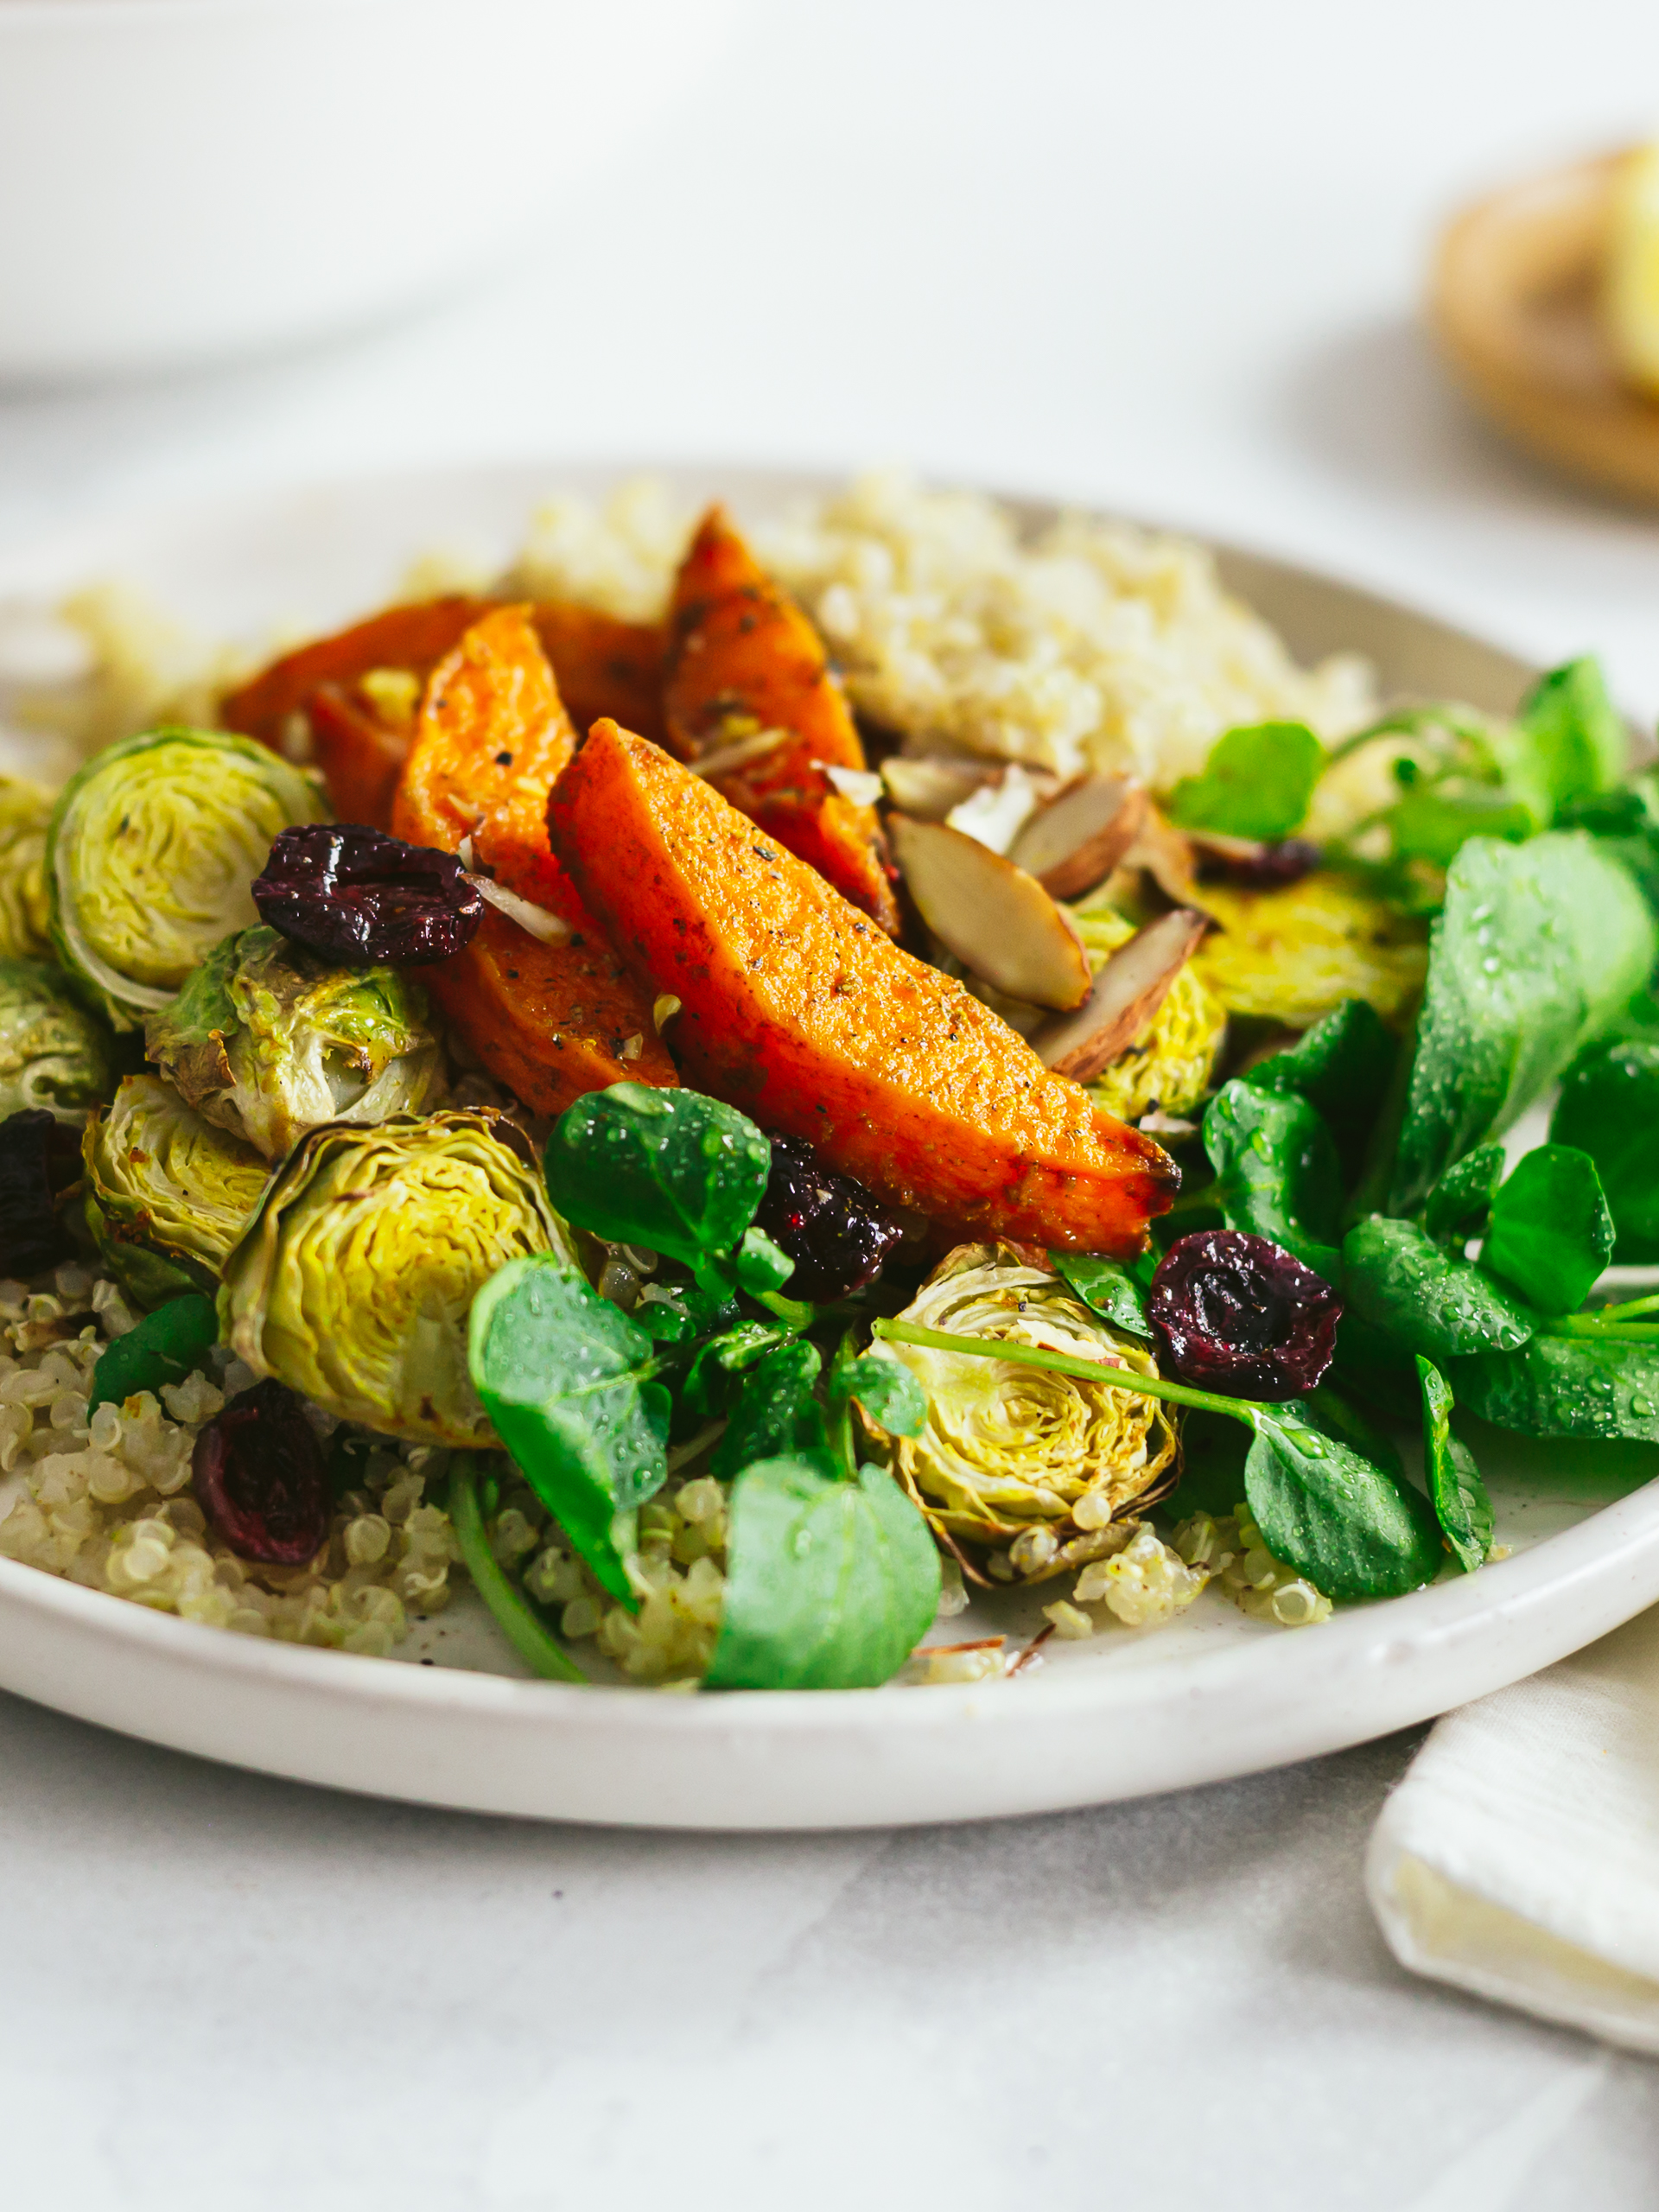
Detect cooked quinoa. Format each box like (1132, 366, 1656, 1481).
(1172, 1509, 1332, 1629)
(0, 1264, 460, 1654)
(760, 471, 1378, 790)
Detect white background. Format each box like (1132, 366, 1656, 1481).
(3, 3, 1658, 2204)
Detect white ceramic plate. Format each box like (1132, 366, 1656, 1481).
(1, 461, 1656, 1832)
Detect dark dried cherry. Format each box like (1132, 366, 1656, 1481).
(0, 1109, 84, 1279)
(252, 823, 483, 965)
(754, 1131, 906, 1304)
(1148, 1228, 1340, 1400)
(192, 1377, 330, 1565)
(1210, 838, 1320, 889)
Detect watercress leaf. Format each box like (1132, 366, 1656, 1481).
(705, 1458, 941, 1689)
(1342, 1214, 1536, 1361)
(1422, 1142, 1506, 1248)
(1558, 771, 1659, 842)
(467, 1255, 669, 1602)
(1243, 1411, 1442, 1600)
(1557, 772, 1659, 915)
(1166, 721, 1323, 842)
(734, 1223, 794, 1297)
(1243, 998, 1397, 1121)
(1051, 1251, 1153, 1339)
(1481, 1144, 1614, 1313)
(1551, 1040, 1659, 1263)
(1514, 656, 1629, 812)
(710, 1340, 832, 1480)
(1297, 1380, 1406, 1483)
(1331, 1308, 1423, 1421)
(88, 1291, 218, 1414)
(1160, 1406, 1252, 1518)
(835, 1352, 928, 1440)
(1384, 785, 1539, 868)
(1203, 1078, 1341, 1280)
(630, 1280, 741, 1347)
(1415, 1356, 1492, 1573)
(1389, 833, 1656, 1211)
(683, 1318, 798, 1418)
(1452, 1332, 1659, 1442)
(543, 1084, 770, 1273)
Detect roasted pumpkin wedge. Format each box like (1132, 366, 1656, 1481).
(548, 719, 1177, 1252)
(664, 505, 899, 934)
(303, 683, 412, 830)
(226, 594, 671, 829)
(223, 595, 488, 748)
(531, 602, 669, 749)
(392, 607, 676, 1114)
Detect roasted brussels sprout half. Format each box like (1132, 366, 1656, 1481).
(84, 1072, 272, 1308)
(146, 925, 446, 1162)
(47, 726, 327, 1031)
(864, 1242, 1178, 1581)
(1191, 873, 1427, 1032)
(220, 1109, 572, 1446)
(0, 957, 116, 1122)
(0, 777, 55, 961)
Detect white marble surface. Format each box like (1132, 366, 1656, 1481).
(3, 3, 1659, 2202)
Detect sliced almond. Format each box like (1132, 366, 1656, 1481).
(889, 815, 1092, 1012)
(463, 873, 573, 946)
(1008, 776, 1147, 898)
(944, 763, 1051, 855)
(1120, 804, 1200, 907)
(820, 761, 885, 806)
(1029, 908, 1209, 1083)
(690, 727, 791, 780)
(881, 755, 1000, 819)
(1186, 827, 1268, 866)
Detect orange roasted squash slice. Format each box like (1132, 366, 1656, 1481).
(392, 607, 676, 1116)
(223, 596, 491, 826)
(664, 505, 900, 936)
(226, 595, 671, 830)
(531, 603, 669, 750)
(548, 720, 1176, 1252)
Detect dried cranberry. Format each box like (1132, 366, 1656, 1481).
(1214, 838, 1321, 889)
(0, 1109, 83, 1279)
(754, 1132, 906, 1304)
(252, 823, 483, 965)
(1148, 1229, 1340, 1400)
(192, 1378, 329, 1565)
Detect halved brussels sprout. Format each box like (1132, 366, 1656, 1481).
(221, 1110, 572, 1446)
(47, 726, 327, 1031)
(84, 1071, 272, 1308)
(1190, 872, 1427, 1032)
(1068, 906, 1224, 1121)
(864, 1242, 1177, 1580)
(0, 778, 55, 961)
(146, 925, 446, 1162)
(0, 957, 117, 1122)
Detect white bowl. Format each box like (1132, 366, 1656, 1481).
(3, 459, 1656, 1831)
(0, 0, 744, 381)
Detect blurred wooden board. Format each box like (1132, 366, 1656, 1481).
(1430, 148, 1659, 506)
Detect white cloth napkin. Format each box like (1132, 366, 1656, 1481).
(1367, 1608, 1659, 2053)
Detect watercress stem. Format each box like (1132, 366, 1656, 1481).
(871, 1318, 1258, 1426)
(1548, 1319, 1659, 1342)
(1583, 1293, 1659, 1324)
(756, 1291, 815, 1330)
(448, 1456, 588, 1685)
